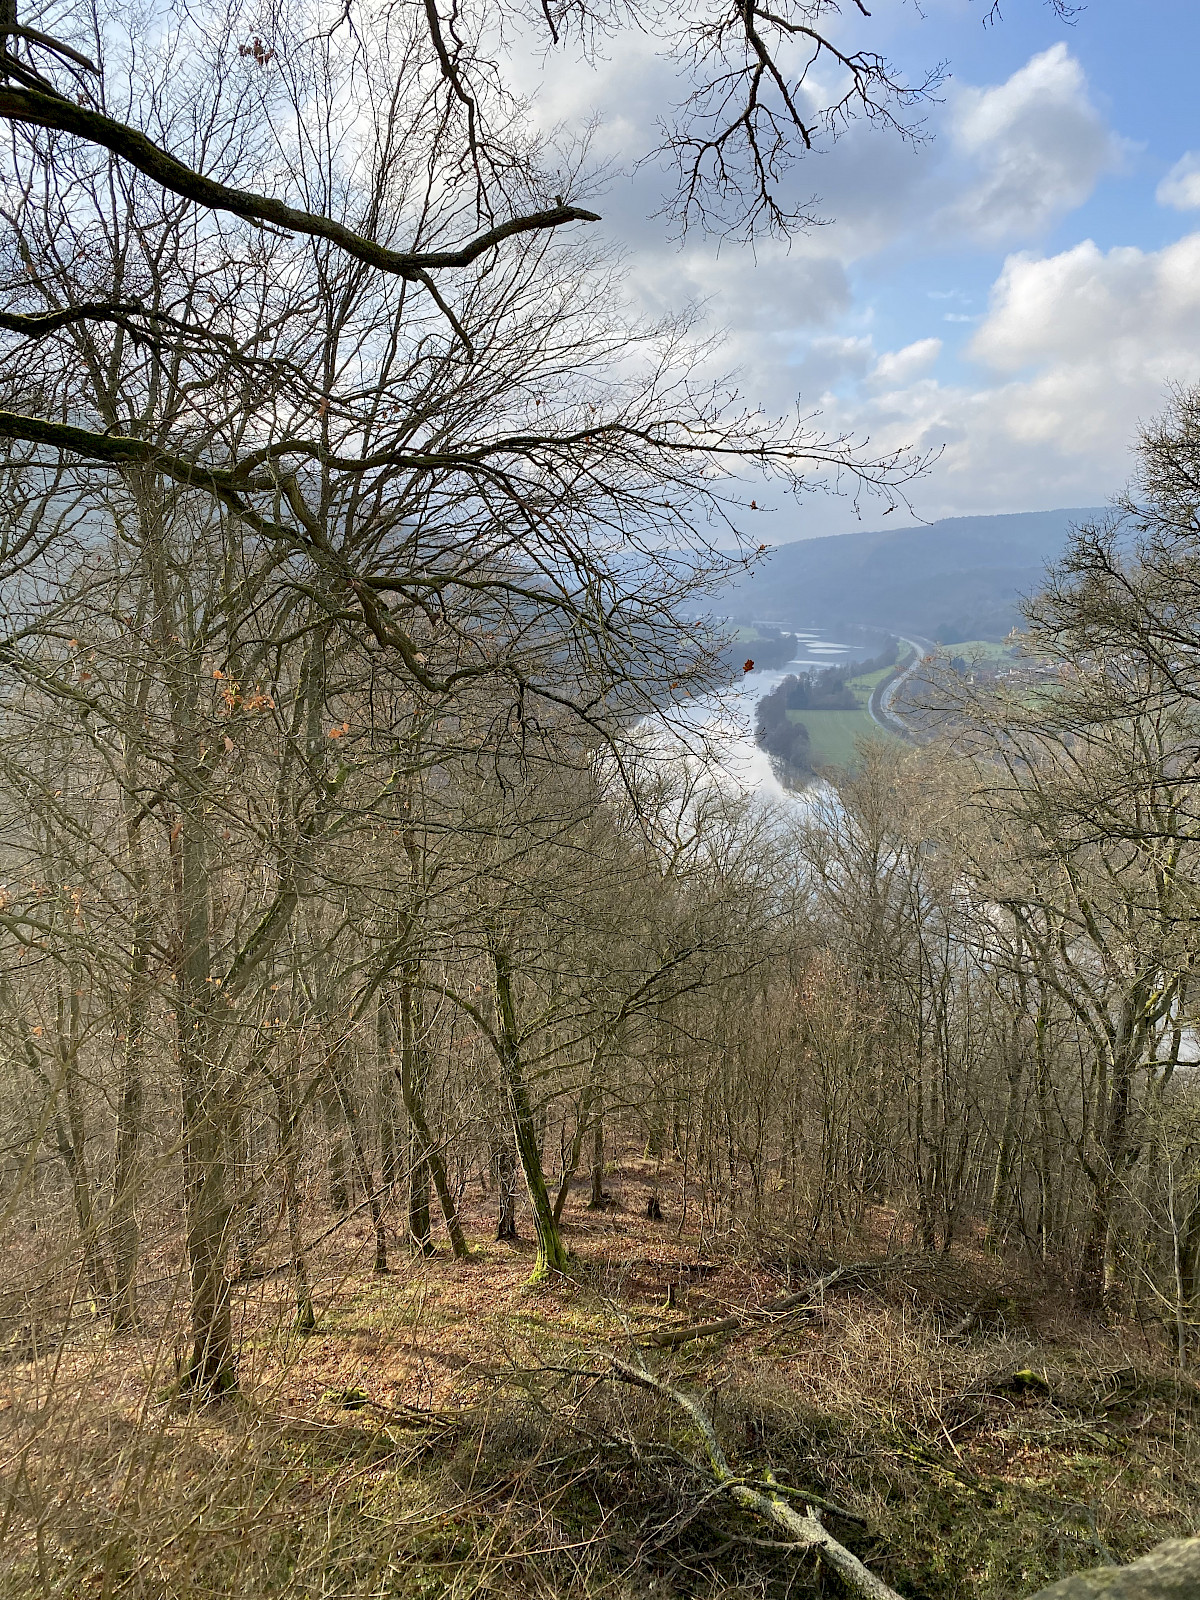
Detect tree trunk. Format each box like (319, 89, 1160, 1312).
(1078, 1023, 1139, 1314)
(496, 1132, 520, 1241)
(149, 494, 236, 1397)
(177, 1016, 235, 1394)
(268, 1059, 315, 1333)
(110, 677, 152, 1329)
(553, 1081, 596, 1224)
(327, 1039, 388, 1273)
(379, 998, 404, 1190)
(57, 980, 113, 1309)
(322, 1078, 352, 1213)
(409, 1142, 433, 1255)
(1177, 1178, 1200, 1367)
(984, 1029, 1023, 1251)
(110, 902, 149, 1327)
(394, 971, 470, 1258)
(590, 1097, 606, 1209)
(491, 941, 568, 1281)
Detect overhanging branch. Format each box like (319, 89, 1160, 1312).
(0, 86, 599, 277)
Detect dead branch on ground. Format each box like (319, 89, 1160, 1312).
(642, 1261, 871, 1348)
(606, 1353, 904, 1600)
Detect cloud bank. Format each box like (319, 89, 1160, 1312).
(829, 231, 1200, 522)
(516, 27, 1200, 534)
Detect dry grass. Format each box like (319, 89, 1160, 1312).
(2, 1172, 1198, 1600)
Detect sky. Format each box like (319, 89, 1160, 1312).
(518, 0, 1200, 540)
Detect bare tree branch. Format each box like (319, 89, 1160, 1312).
(0, 87, 599, 276)
(607, 1354, 904, 1600)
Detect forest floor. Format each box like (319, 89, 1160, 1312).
(2, 1157, 1198, 1600)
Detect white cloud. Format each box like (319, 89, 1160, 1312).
(969, 234, 1200, 385)
(813, 233, 1200, 527)
(870, 338, 942, 388)
(499, 30, 1144, 535)
(944, 44, 1124, 243)
(1157, 152, 1200, 211)
(515, 33, 1119, 296)
(607, 45, 1123, 417)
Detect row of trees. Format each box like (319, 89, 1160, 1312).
(10, 392, 1200, 1386)
(2, 0, 1185, 1408)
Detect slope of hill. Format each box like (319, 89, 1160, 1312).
(723, 507, 1106, 642)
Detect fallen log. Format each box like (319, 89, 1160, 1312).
(642, 1262, 866, 1348)
(608, 1354, 904, 1600)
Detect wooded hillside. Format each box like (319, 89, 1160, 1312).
(0, 0, 1196, 1594)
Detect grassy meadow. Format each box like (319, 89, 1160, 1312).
(786, 655, 902, 772)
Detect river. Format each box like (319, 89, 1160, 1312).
(642, 630, 865, 806)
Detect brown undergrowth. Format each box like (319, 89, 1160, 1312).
(2, 1170, 1197, 1600)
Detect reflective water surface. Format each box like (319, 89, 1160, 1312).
(634, 630, 861, 807)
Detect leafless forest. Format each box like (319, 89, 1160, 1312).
(0, 1, 1198, 1596)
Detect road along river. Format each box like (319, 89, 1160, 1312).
(867, 634, 934, 734)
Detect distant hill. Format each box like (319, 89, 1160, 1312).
(720, 507, 1106, 643)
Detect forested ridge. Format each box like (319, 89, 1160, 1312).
(719, 509, 1106, 644)
(0, 0, 1198, 1596)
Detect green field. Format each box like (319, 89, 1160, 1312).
(944, 638, 1016, 660)
(786, 707, 875, 768)
(846, 662, 896, 697)
(782, 655, 901, 772)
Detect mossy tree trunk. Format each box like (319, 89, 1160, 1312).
(490, 939, 568, 1281)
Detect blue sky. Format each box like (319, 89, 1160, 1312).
(523, 1, 1200, 539)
